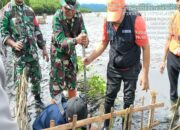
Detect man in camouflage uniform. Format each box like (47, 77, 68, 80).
(0, 0, 49, 109)
(50, 0, 89, 99)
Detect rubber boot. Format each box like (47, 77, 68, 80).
(34, 94, 45, 110)
(101, 103, 111, 130)
(68, 89, 77, 99)
(166, 100, 179, 121)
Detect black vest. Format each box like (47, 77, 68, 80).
(108, 9, 141, 68)
(60, 18, 82, 38)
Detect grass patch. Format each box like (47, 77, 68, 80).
(29, 0, 59, 15)
(0, 0, 91, 14)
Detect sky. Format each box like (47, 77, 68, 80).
(78, 0, 176, 5)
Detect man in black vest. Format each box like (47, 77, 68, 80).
(83, 0, 150, 129)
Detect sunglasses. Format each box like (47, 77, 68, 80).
(64, 6, 75, 11)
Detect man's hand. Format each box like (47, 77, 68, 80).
(76, 33, 89, 47)
(42, 46, 49, 62)
(160, 61, 165, 74)
(12, 41, 23, 51)
(83, 56, 93, 65)
(51, 99, 56, 104)
(139, 73, 149, 91)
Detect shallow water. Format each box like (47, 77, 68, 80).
(3, 11, 180, 130)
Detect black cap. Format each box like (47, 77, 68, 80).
(66, 97, 87, 120)
(60, 0, 80, 10)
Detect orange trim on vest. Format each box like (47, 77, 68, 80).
(169, 11, 180, 56)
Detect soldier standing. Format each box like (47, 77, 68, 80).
(50, 0, 89, 99)
(0, 0, 49, 109)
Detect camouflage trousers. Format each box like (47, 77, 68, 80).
(50, 56, 77, 98)
(14, 59, 42, 95)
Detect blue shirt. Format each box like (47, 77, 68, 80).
(33, 102, 67, 130)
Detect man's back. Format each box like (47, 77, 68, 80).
(33, 103, 67, 130)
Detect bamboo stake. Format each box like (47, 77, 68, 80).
(109, 107, 114, 130)
(50, 120, 55, 128)
(16, 76, 24, 121)
(140, 96, 145, 130)
(86, 114, 91, 130)
(141, 121, 160, 130)
(128, 105, 134, 130)
(97, 104, 104, 130)
(72, 115, 77, 130)
(171, 125, 180, 130)
(148, 91, 157, 130)
(44, 102, 164, 130)
(15, 69, 28, 130)
(123, 108, 129, 130)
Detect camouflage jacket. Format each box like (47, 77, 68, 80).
(0, 2, 46, 62)
(52, 9, 87, 70)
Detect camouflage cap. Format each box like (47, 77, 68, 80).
(60, 0, 80, 10)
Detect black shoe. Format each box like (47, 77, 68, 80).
(34, 94, 45, 109)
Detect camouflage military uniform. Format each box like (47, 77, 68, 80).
(50, 9, 87, 97)
(0, 2, 45, 95)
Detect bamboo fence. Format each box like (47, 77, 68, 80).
(15, 69, 29, 130)
(44, 91, 165, 130)
(14, 69, 180, 130)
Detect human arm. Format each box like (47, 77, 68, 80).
(134, 16, 150, 91)
(83, 41, 108, 65)
(0, 9, 23, 51)
(33, 15, 49, 62)
(160, 19, 173, 74)
(83, 19, 109, 65)
(140, 43, 150, 91)
(160, 38, 170, 74)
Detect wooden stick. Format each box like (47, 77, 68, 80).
(141, 120, 160, 130)
(16, 76, 24, 121)
(86, 114, 91, 130)
(140, 96, 144, 130)
(15, 69, 28, 130)
(97, 104, 104, 130)
(50, 120, 55, 128)
(128, 105, 133, 130)
(109, 107, 114, 130)
(44, 102, 164, 130)
(171, 125, 180, 130)
(148, 91, 157, 130)
(72, 115, 77, 130)
(123, 109, 129, 130)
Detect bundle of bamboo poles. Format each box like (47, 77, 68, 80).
(15, 69, 29, 130)
(45, 91, 164, 130)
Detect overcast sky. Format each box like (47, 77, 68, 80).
(78, 0, 176, 4)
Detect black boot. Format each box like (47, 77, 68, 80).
(102, 103, 111, 130)
(34, 94, 45, 109)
